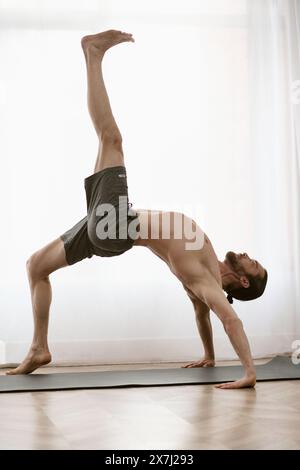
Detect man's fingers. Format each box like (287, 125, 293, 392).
(214, 376, 256, 390)
(182, 359, 215, 368)
(215, 382, 235, 389)
(215, 383, 224, 388)
(184, 362, 205, 368)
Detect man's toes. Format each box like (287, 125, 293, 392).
(120, 32, 134, 40)
(119, 35, 134, 43)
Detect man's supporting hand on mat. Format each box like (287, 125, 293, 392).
(183, 358, 215, 368)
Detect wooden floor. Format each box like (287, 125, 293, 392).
(0, 359, 299, 450)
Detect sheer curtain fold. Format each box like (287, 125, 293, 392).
(284, 0, 300, 334)
(247, 0, 300, 345)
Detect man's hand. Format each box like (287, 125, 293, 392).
(182, 358, 215, 368)
(215, 374, 256, 389)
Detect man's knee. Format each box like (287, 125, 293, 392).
(101, 128, 123, 151)
(26, 252, 47, 282)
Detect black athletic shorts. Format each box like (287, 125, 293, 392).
(60, 166, 139, 265)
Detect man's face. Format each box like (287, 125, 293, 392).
(225, 251, 265, 278)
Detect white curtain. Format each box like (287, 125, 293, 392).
(247, 0, 300, 350)
(0, 0, 299, 364)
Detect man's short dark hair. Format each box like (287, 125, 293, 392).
(226, 270, 268, 304)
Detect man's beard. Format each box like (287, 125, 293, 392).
(225, 251, 238, 269)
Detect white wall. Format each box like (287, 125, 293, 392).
(0, 0, 298, 364)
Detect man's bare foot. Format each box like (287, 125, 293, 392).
(6, 348, 51, 375)
(81, 29, 134, 59)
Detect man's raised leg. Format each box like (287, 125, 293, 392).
(81, 30, 134, 173)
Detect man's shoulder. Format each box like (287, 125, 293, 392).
(183, 266, 220, 293)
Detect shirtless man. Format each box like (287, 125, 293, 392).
(7, 30, 267, 389)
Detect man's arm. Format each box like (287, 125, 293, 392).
(189, 282, 256, 389)
(183, 294, 215, 368)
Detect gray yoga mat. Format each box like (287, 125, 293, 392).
(0, 356, 299, 393)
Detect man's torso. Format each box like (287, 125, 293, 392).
(134, 210, 222, 298)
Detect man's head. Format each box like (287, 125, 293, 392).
(223, 251, 268, 304)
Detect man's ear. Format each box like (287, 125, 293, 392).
(240, 276, 250, 288)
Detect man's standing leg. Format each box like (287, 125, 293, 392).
(7, 239, 68, 374)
